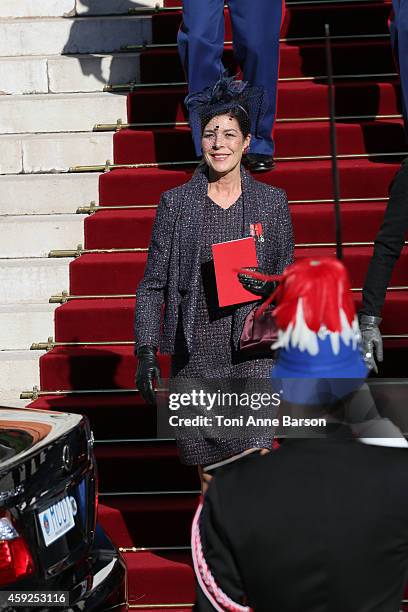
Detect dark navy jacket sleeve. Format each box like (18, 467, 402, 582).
(194, 482, 247, 611)
(134, 192, 178, 350)
(361, 157, 408, 317)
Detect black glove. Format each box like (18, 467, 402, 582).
(359, 315, 383, 374)
(238, 267, 277, 298)
(136, 345, 161, 405)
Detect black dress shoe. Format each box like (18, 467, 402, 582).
(244, 153, 275, 172)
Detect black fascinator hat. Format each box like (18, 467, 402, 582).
(185, 73, 269, 138)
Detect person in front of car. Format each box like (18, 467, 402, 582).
(134, 76, 294, 490)
(192, 258, 408, 612)
(178, 0, 283, 172)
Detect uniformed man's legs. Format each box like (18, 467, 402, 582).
(177, 0, 226, 155)
(359, 157, 408, 372)
(391, 0, 408, 133)
(228, 0, 284, 170)
(361, 1, 408, 371)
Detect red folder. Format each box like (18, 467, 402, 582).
(212, 237, 258, 307)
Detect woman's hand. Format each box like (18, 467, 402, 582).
(136, 345, 162, 405)
(238, 267, 277, 298)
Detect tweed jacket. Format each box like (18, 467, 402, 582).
(134, 166, 294, 354)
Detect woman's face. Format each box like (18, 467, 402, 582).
(201, 114, 250, 176)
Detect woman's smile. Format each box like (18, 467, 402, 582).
(211, 152, 230, 162)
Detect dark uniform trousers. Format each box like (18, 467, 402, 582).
(360, 2, 408, 317)
(177, 0, 284, 156)
(361, 157, 408, 317)
(391, 0, 408, 132)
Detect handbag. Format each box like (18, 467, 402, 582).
(239, 304, 278, 355)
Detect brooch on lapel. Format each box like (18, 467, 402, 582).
(250, 222, 264, 243)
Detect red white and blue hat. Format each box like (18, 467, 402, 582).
(244, 258, 368, 404)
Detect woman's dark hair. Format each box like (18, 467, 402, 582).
(200, 104, 251, 138)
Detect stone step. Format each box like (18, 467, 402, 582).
(0, 1, 74, 19)
(1, 214, 85, 257)
(0, 0, 161, 19)
(0, 258, 70, 303)
(0, 303, 57, 350)
(0, 52, 140, 95)
(76, 0, 161, 16)
(1, 173, 99, 215)
(0, 15, 151, 57)
(0, 92, 127, 134)
(0, 132, 112, 174)
(0, 396, 31, 409)
(0, 350, 42, 396)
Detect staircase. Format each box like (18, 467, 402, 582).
(10, 0, 408, 608)
(0, 0, 157, 406)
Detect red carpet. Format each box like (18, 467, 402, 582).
(99, 160, 402, 205)
(152, 2, 392, 41)
(84, 203, 388, 250)
(29, 0, 408, 606)
(127, 80, 402, 124)
(68, 248, 408, 296)
(98, 505, 195, 605)
(113, 120, 406, 164)
(139, 40, 395, 83)
(53, 293, 408, 344)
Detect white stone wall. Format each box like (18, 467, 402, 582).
(1, 174, 99, 215)
(0, 16, 151, 56)
(0, 53, 141, 95)
(0, 1, 160, 403)
(0, 92, 127, 134)
(0, 0, 162, 18)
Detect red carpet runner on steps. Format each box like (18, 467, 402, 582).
(29, 0, 408, 608)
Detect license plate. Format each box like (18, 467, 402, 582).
(38, 496, 76, 547)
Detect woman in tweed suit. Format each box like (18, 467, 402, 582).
(134, 78, 294, 484)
